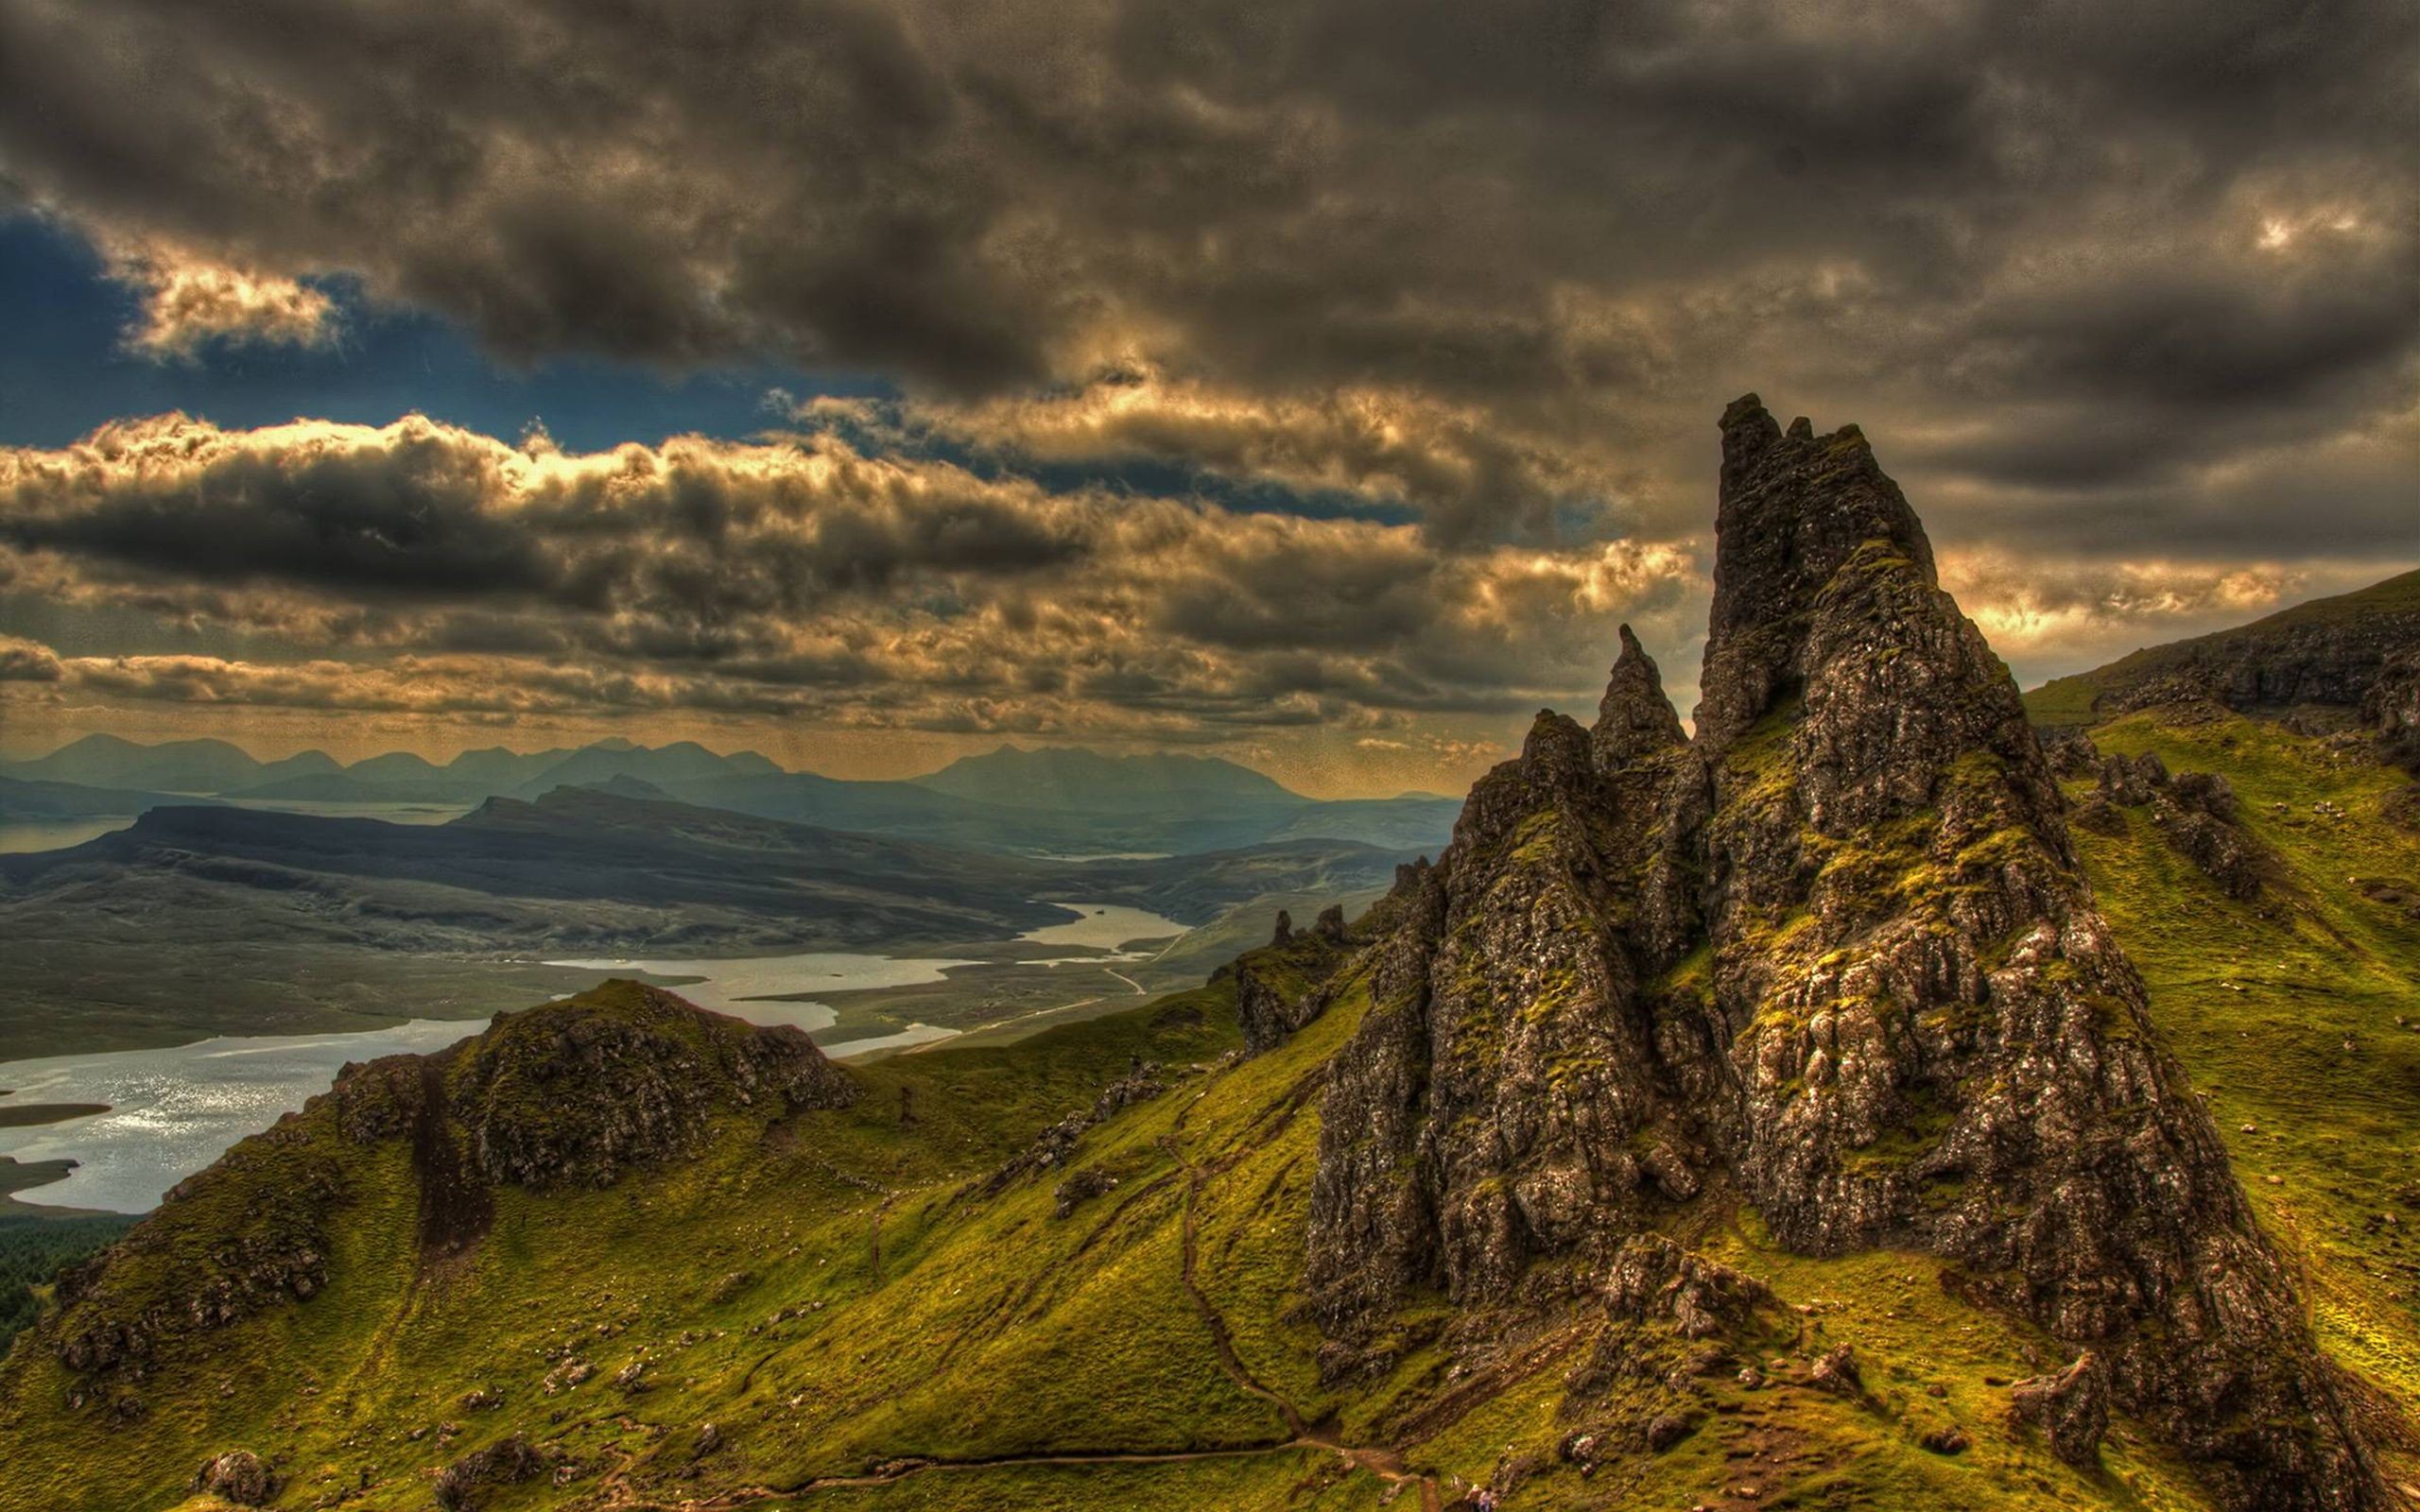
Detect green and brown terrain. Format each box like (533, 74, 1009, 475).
(0, 787, 1410, 1058)
(1, 401, 2413, 1510)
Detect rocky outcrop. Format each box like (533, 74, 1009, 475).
(2078, 752, 2278, 902)
(2038, 568, 2419, 729)
(450, 985, 854, 1190)
(2367, 648, 2420, 770)
(46, 984, 855, 1381)
(1301, 398, 2387, 1510)
(190, 1449, 277, 1505)
(433, 1433, 549, 1511)
(1591, 625, 1686, 770)
(981, 1058, 1166, 1197)
(2009, 1351, 2111, 1467)
(1233, 923, 1356, 1054)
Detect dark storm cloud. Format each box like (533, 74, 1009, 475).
(0, 0, 2410, 541)
(0, 0, 2413, 772)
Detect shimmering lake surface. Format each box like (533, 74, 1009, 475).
(540, 950, 977, 1029)
(0, 1020, 480, 1213)
(0, 818, 133, 853)
(1018, 902, 1187, 957)
(0, 902, 1190, 1214)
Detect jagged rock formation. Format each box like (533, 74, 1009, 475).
(50, 984, 853, 1384)
(2029, 566, 2420, 729)
(1300, 397, 2386, 1510)
(2075, 747, 2278, 902)
(1233, 919, 1357, 1054)
(1592, 624, 1687, 769)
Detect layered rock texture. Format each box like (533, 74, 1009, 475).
(1299, 397, 2387, 1509)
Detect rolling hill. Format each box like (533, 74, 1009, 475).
(0, 786, 1414, 1057)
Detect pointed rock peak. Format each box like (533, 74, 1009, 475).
(1520, 708, 1592, 772)
(1592, 624, 1685, 771)
(1720, 392, 1782, 471)
(1786, 416, 1813, 439)
(1696, 397, 1941, 748)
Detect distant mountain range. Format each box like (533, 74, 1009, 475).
(0, 737, 1461, 856)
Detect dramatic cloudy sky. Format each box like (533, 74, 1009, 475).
(1, 0, 2413, 795)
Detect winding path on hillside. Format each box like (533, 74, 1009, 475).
(607, 1052, 1455, 1511)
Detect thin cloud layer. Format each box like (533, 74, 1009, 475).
(0, 414, 1704, 752)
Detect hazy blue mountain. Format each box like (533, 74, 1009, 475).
(908, 746, 1306, 814)
(508, 740, 781, 797)
(4, 735, 1461, 857)
(2, 734, 334, 795)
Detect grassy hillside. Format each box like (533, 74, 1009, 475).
(1, 713, 2412, 1510)
(2061, 711, 2420, 1427)
(2025, 568, 2420, 727)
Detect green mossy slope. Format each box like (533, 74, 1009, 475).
(2, 710, 2413, 1508)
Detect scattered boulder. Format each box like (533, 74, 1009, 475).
(190, 1449, 277, 1506)
(1644, 1412, 1693, 1452)
(1052, 1165, 1117, 1218)
(433, 1434, 547, 1511)
(1807, 1345, 1860, 1396)
(1920, 1424, 1970, 1455)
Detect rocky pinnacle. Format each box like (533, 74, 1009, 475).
(1300, 396, 2387, 1510)
(1592, 624, 1687, 771)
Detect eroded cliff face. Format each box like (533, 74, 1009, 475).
(1299, 398, 2387, 1509)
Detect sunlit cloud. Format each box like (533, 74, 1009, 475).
(98, 236, 340, 360)
(0, 414, 1706, 760)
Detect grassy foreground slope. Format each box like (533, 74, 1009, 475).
(1, 715, 2414, 1510)
(2063, 712, 2420, 1435)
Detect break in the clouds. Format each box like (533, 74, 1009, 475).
(0, 0, 2413, 786)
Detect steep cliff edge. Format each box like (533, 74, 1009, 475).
(1302, 397, 2388, 1509)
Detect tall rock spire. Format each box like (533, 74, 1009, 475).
(1590, 624, 1685, 771)
(1696, 393, 1939, 751)
(1301, 397, 2386, 1510)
